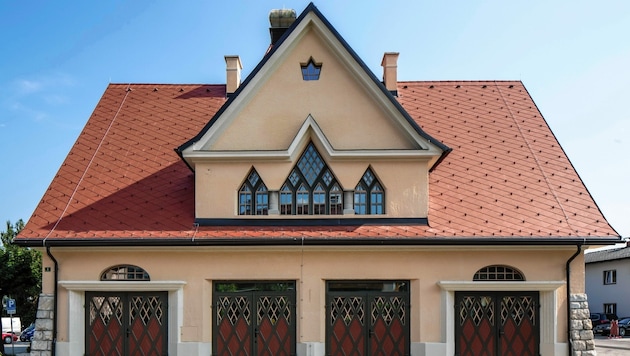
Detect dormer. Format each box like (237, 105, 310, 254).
(176, 3, 449, 225)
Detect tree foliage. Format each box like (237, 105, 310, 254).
(0, 220, 42, 327)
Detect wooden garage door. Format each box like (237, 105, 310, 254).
(455, 291, 539, 356)
(86, 291, 168, 356)
(213, 281, 296, 356)
(326, 281, 409, 356)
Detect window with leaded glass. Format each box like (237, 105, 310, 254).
(297, 183, 309, 215)
(313, 183, 326, 215)
(280, 184, 292, 215)
(101, 265, 150, 281)
(329, 184, 343, 215)
(354, 168, 385, 215)
(280, 142, 343, 215)
(370, 183, 384, 214)
(301, 58, 322, 81)
(354, 184, 367, 214)
(238, 168, 268, 215)
(473, 265, 525, 281)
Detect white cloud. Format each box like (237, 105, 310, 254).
(13, 72, 76, 96)
(16, 79, 43, 94)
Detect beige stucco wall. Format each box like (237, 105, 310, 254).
(48, 245, 583, 346)
(210, 28, 416, 152)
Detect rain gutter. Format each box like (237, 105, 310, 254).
(14, 236, 621, 248)
(565, 244, 582, 356)
(45, 245, 58, 356)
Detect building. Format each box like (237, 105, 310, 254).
(15, 3, 620, 355)
(585, 242, 630, 318)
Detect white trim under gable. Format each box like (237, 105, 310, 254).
(183, 114, 440, 164)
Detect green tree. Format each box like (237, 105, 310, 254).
(0, 220, 42, 328)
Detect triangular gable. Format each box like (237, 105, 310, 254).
(177, 3, 450, 169)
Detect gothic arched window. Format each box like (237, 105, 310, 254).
(354, 168, 385, 215)
(280, 143, 343, 215)
(238, 168, 268, 215)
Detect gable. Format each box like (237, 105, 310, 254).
(179, 5, 447, 170)
(206, 26, 419, 151)
(176, 4, 448, 222)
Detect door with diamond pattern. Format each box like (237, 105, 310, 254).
(213, 282, 296, 356)
(326, 281, 409, 356)
(455, 291, 539, 356)
(86, 291, 168, 356)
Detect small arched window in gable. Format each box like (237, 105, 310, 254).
(473, 265, 524, 281)
(238, 168, 268, 215)
(354, 167, 385, 215)
(101, 265, 150, 281)
(301, 58, 322, 81)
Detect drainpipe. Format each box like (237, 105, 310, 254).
(46, 245, 58, 356)
(566, 244, 582, 356)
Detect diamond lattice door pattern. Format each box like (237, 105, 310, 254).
(326, 281, 409, 356)
(213, 282, 296, 356)
(86, 291, 168, 356)
(455, 291, 539, 356)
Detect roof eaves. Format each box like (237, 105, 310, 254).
(14, 236, 621, 248)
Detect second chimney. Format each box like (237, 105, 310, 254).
(225, 55, 242, 96)
(269, 9, 296, 45)
(381, 52, 400, 96)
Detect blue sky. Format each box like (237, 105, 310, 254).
(1, 0, 628, 237)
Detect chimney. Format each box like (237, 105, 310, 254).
(224, 55, 242, 96)
(269, 9, 296, 45)
(381, 52, 400, 96)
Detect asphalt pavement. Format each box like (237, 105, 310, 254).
(594, 334, 630, 355)
(1, 340, 29, 356)
(0, 336, 626, 355)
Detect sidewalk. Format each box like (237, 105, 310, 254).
(594, 335, 630, 355)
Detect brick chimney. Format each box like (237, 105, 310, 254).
(269, 9, 296, 45)
(381, 52, 400, 96)
(224, 55, 242, 96)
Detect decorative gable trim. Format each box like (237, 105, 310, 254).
(176, 2, 450, 170)
(181, 115, 441, 164)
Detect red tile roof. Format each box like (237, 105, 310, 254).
(16, 81, 619, 245)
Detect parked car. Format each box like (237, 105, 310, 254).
(20, 323, 35, 342)
(590, 313, 617, 327)
(594, 317, 630, 336)
(2, 331, 17, 344)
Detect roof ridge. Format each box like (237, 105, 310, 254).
(397, 80, 523, 84)
(107, 83, 226, 86)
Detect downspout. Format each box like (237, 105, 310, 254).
(566, 244, 582, 356)
(46, 245, 58, 356)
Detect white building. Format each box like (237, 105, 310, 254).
(585, 242, 630, 317)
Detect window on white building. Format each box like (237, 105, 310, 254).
(603, 270, 617, 285)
